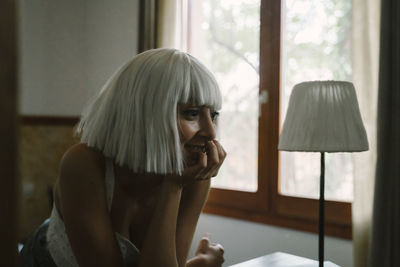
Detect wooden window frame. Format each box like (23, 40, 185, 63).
(199, 0, 352, 240)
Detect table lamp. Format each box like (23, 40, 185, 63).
(278, 81, 369, 267)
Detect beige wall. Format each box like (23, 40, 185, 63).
(18, 0, 139, 116)
(17, 0, 139, 240)
(18, 123, 78, 241)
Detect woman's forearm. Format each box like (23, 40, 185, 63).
(138, 180, 183, 267)
(176, 180, 211, 266)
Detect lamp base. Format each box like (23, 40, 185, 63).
(319, 152, 325, 267)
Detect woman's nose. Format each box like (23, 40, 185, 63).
(199, 115, 216, 140)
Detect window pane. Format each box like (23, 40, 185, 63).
(280, 0, 353, 201)
(188, 0, 260, 191)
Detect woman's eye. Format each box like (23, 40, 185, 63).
(183, 109, 199, 118)
(211, 111, 220, 121)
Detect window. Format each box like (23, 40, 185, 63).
(187, 0, 260, 192)
(185, 0, 352, 239)
(280, 0, 353, 202)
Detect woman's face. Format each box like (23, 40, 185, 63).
(178, 103, 219, 165)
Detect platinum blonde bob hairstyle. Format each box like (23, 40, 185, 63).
(76, 48, 222, 175)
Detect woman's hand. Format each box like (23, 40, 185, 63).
(190, 140, 226, 180)
(199, 140, 226, 179)
(167, 140, 227, 187)
(194, 236, 225, 267)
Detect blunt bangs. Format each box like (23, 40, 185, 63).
(179, 55, 222, 111)
(76, 48, 222, 175)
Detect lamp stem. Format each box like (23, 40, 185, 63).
(319, 152, 325, 267)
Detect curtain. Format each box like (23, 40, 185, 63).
(351, 0, 381, 266)
(369, 0, 400, 266)
(138, 0, 157, 52)
(157, 0, 186, 49)
(138, 0, 182, 51)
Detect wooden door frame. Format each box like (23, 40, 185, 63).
(0, 0, 19, 265)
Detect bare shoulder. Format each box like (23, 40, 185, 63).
(54, 145, 123, 266)
(55, 143, 107, 215)
(60, 143, 104, 174)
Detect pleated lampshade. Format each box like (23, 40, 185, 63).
(278, 81, 369, 152)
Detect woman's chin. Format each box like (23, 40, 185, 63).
(184, 154, 200, 167)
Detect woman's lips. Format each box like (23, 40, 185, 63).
(183, 145, 208, 166)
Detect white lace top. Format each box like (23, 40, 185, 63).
(46, 158, 140, 266)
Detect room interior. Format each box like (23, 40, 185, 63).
(0, 0, 398, 266)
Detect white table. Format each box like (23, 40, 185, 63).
(229, 252, 340, 267)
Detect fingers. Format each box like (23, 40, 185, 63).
(190, 151, 208, 172)
(185, 140, 227, 182)
(207, 140, 219, 166)
(196, 236, 210, 254)
(184, 152, 207, 177)
(211, 242, 225, 256)
(196, 238, 225, 266)
(211, 140, 227, 177)
(203, 140, 227, 176)
(214, 140, 227, 161)
(195, 141, 219, 180)
(196, 237, 225, 254)
(210, 243, 225, 266)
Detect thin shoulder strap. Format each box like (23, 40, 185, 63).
(104, 157, 115, 211)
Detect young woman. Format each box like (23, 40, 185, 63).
(21, 48, 226, 267)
